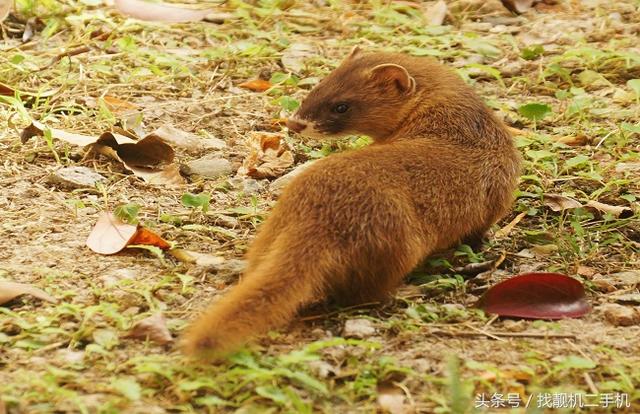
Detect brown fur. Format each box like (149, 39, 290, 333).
(181, 49, 521, 357)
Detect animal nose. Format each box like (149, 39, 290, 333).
(286, 119, 307, 133)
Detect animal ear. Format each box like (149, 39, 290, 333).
(369, 63, 416, 94)
(347, 46, 363, 59)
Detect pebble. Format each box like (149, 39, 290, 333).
(183, 156, 232, 178)
(48, 166, 105, 189)
(601, 304, 640, 326)
(343, 318, 376, 339)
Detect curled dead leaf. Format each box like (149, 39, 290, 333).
(114, 0, 215, 22)
(585, 200, 633, 219)
(237, 132, 294, 179)
(21, 122, 185, 186)
(543, 193, 582, 212)
(0, 281, 57, 305)
(238, 79, 273, 92)
(126, 313, 173, 345)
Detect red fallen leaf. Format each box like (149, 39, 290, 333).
(238, 79, 272, 92)
(86, 212, 171, 254)
(476, 272, 591, 319)
(129, 227, 171, 250)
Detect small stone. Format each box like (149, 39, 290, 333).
(269, 161, 316, 195)
(228, 177, 264, 194)
(612, 293, 640, 305)
(502, 319, 527, 332)
(183, 157, 232, 178)
(49, 166, 105, 189)
(601, 304, 640, 326)
(343, 318, 376, 339)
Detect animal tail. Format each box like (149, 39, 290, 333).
(181, 241, 325, 357)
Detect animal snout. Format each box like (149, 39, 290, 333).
(286, 118, 307, 133)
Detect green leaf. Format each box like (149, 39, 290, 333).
(627, 79, 640, 97)
(277, 96, 300, 112)
(565, 155, 589, 169)
(525, 149, 555, 162)
(518, 103, 552, 121)
(521, 45, 544, 60)
(111, 377, 142, 401)
(621, 123, 640, 134)
(555, 355, 596, 371)
(256, 386, 289, 405)
(114, 203, 141, 224)
(181, 192, 210, 213)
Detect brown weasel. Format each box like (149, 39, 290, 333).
(182, 48, 520, 356)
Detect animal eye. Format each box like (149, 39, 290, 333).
(333, 103, 349, 114)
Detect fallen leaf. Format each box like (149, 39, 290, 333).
(113, 0, 215, 22)
(543, 193, 582, 212)
(476, 272, 591, 319)
(237, 132, 294, 179)
(0, 0, 11, 24)
(424, 0, 447, 26)
(86, 212, 138, 255)
(0, 281, 57, 305)
(555, 135, 590, 146)
(596, 270, 640, 287)
(500, 0, 536, 14)
(281, 43, 316, 73)
(169, 248, 225, 267)
(129, 228, 171, 250)
(21, 121, 96, 146)
(585, 200, 633, 219)
(494, 211, 526, 238)
(126, 313, 173, 345)
(22, 122, 185, 186)
(102, 96, 139, 113)
(238, 79, 273, 92)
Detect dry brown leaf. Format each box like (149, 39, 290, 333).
(237, 132, 294, 179)
(494, 211, 526, 238)
(0, 281, 57, 305)
(238, 79, 273, 92)
(543, 193, 582, 212)
(500, 0, 536, 13)
(21, 121, 96, 146)
(102, 96, 139, 113)
(113, 0, 215, 22)
(424, 0, 447, 26)
(126, 313, 173, 345)
(585, 200, 633, 219)
(86, 212, 138, 255)
(169, 248, 225, 267)
(129, 228, 171, 249)
(555, 135, 590, 146)
(22, 122, 185, 186)
(0, 0, 11, 24)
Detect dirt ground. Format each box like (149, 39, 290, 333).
(1, 0, 639, 413)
